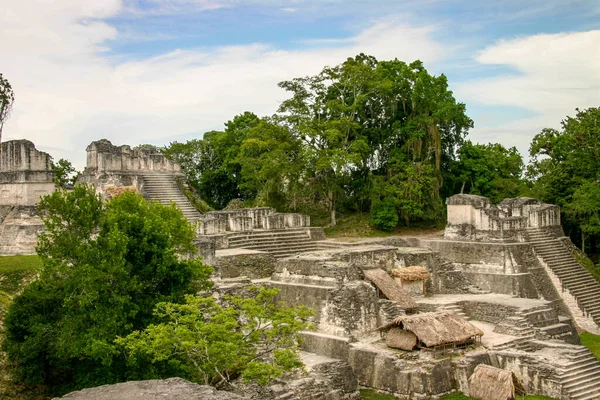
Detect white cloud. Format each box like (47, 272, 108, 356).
(456, 30, 600, 157)
(0, 1, 446, 168)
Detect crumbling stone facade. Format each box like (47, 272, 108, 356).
(0, 140, 55, 206)
(445, 194, 561, 242)
(0, 140, 55, 254)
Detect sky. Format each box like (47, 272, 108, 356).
(1, 0, 599, 169)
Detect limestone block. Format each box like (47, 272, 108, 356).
(214, 249, 276, 279)
(283, 213, 310, 228)
(265, 213, 286, 230)
(54, 378, 246, 400)
(197, 217, 227, 235)
(229, 216, 253, 232)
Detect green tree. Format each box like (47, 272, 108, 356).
(0, 73, 15, 142)
(3, 186, 212, 393)
(529, 107, 600, 257)
(278, 55, 472, 226)
(50, 158, 80, 188)
(236, 118, 304, 210)
(163, 112, 262, 209)
(117, 287, 312, 387)
(451, 141, 528, 203)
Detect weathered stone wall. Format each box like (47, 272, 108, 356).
(490, 351, 563, 399)
(422, 239, 564, 301)
(348, 345, 457, 398)
(445, 194, 561, 242)
(204, 208, 310, 234)
(0, 140, 55, 206)
(85, 139, 179, 174)
(0, 205, 45, 255)
(214, 250, 276, 279)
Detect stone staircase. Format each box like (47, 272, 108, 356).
(492, 337, 536, 352)
(559, 347, 600, 400)
(518, 306, 576, 342)
(228, 229, 320, 258)
(141, 173, 202, 222)
(440, 303, 469, 320)
(525, 228, 600, 326)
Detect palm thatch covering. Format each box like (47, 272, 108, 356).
(385, 328, 417, 350)
(377, 311, 483, 348)
(469, 364, 526, 400)
(390, 266, 431, 281)
(363, 268, 417, 309)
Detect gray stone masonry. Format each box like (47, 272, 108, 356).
(445, 194, 560, 242)
(525, 227, 600, 329)
(0, 140, 55, 206)
(140, 173, 201, 222)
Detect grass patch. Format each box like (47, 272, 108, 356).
(175, 176, 213, 214)
(0, 255, 46, 400)
(0, 256, 41, 298)
(325, 213, 392, 238)
(324, 212, 444, 239)
(360, 389, 399, 400)
(569, 246, 600, 283)
(580, 331, 600, 360)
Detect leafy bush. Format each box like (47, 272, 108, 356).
(3, 186, 212, 394)
(117, 287, 312, 386)
(370, 200, 398, 232)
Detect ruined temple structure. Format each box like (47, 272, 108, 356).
(0, 140, 55, 254)
(207, 194, 600, 400)
(79, 139, 201, 222)
(1, 139, 600, 398)
(197, 207, 321, 260)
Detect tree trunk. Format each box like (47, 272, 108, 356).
(582, 231, 585, 255)
(329, 191, 336, 226)
(460, 181, 466, 194)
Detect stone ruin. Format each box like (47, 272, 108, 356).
(2, 139, 600, 399)
(206, 194, 600, 400)
(0, 140, 55, 254)
(445, 194, 562, 242)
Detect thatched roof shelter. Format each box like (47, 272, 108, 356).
(377, 311, 483, 348)
(469, 364, 526, 400)
(385, 328, 417, 351)
(391, 266, 431, 281)
(363, 268, 417, 310)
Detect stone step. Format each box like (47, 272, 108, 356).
(539, 323, 571, 335)
(562, 364, 600, 384)
(571, 389, 600, 400)
(565, 378, 600, 397)
(229, 237, 311, 247)
(249, 242, 318, 252)
(229, 230, 310, 240)
(229, 233, 310, 242)
(561, 358, 599, 373)
(244, 242, 316, 252)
